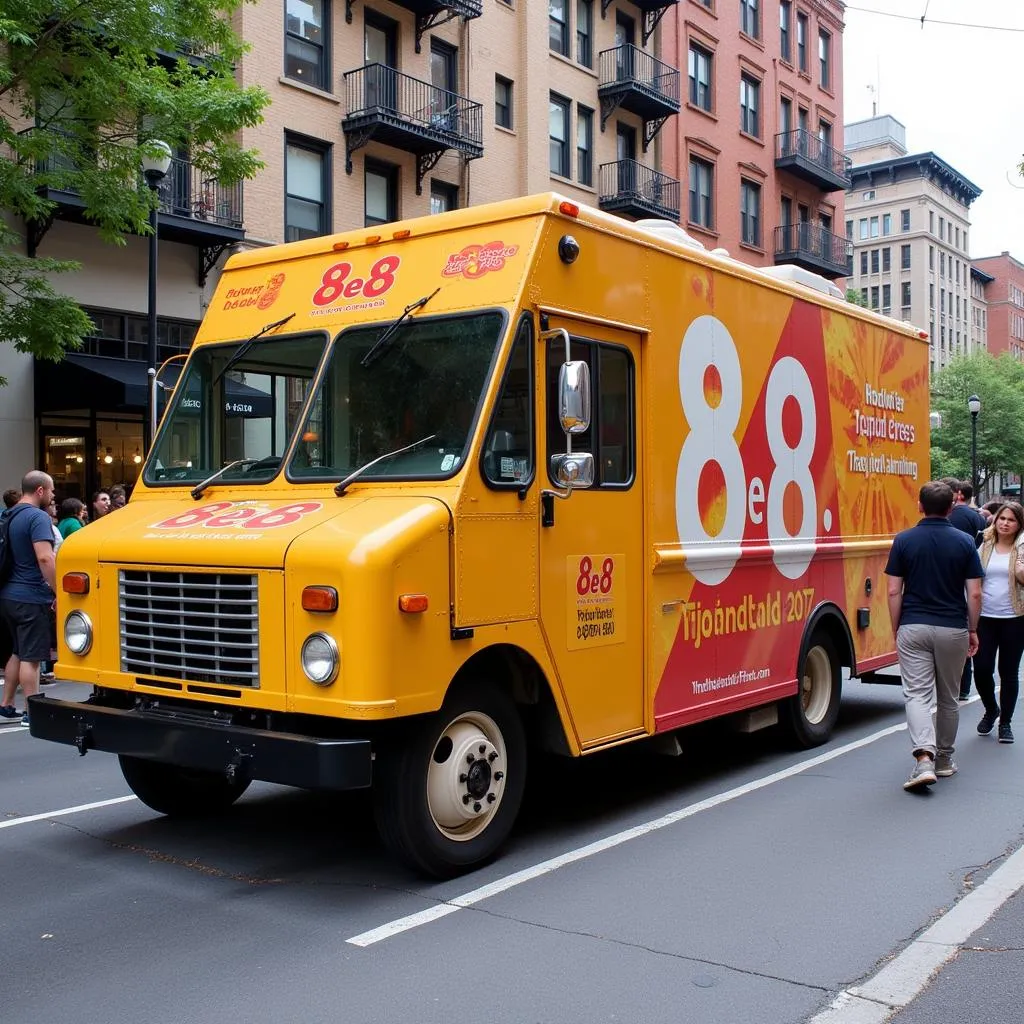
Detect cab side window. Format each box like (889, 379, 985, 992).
(545, 336, 634, 488)
(482, 316, 534, 488)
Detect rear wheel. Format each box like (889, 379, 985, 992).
(373, 682, 526, 878)
(781, 633, 841, 748)
(119, 756, 250, 817)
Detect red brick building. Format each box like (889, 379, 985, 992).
(971, 253, 1024, 360)
(662, 0, 849, 279)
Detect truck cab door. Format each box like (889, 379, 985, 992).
(537, 319, 645, 748)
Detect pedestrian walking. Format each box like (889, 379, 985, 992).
(90, 489, 111, 522)
(944, 478, 987, 700)
(0, 472, 57, 725)
(885, 480, 983, 790)
(57, 498, 86, 539)
(973, 501, 1024, 744)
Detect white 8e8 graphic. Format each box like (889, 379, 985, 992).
(675, 315, 820, 586)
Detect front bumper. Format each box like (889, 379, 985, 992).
(27, 694, 373, 790)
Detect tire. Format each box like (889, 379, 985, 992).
(373, 682, 527, 878)
(119, 756, 250, 817)
(781, 633, 841, 748)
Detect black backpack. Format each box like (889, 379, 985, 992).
(0, 505, 30, 586)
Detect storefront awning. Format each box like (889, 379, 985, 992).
(36, 354, 273, 418)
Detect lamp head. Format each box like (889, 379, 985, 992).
(141, 140, 172, 187)
(968, 394, 981, 417)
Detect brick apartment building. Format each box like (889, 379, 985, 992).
(970, 253, 1024, 361)
(662, 0, 849, 277)
(1, 0, 848, 493)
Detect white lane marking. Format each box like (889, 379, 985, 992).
(809, 841, 1024, 1023)
(0, 726, 28, 736)
(347, 722, 909, 947)
(0, 795, 137, 830)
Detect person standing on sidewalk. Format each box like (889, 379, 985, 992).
(945, 478, 987, 700)
(0, 472, 57, 725)
(885, 480, 983, 790)
(974, 501, 1024, 744)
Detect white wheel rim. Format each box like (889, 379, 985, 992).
(801, 646, 832, 725)
(426, 711, 507, 842)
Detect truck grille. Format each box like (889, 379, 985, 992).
(119, 570, 260, 687)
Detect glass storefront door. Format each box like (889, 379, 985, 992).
(42, 431, 90, 501)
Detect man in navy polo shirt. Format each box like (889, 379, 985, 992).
(886, 480, 984, 790)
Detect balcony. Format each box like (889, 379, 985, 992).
(773, 223, 853, 281)
(372, 0, 483, 52)
(599, 0, 679, 46)
(598, 160, 680, 222)
(774, 128, 852, 192)
(598, 45, 680, 150)
(343, 64, 483, 193)
(25, 133, 243, 284)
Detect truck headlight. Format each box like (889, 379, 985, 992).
(301, 632, 339, 686)
(64, 611, 93, 656)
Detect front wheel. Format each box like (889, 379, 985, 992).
(781, 633, 841, 748)
(119, 756, 251, 817)
(373, 683, 526, 878)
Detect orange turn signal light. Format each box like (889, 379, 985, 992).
(365, 234, 382, 244)
(392, 229, 411, 239)
(398, 593, 429, 614)
(558, 201, 580, 217)
(62, 572, 90, 595)
(332, 240, 350, 251)
(302, 586, 338, 612)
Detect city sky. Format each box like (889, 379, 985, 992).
(842, 0, 1024, 260)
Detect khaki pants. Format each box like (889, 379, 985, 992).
(896, 624, 969, 758)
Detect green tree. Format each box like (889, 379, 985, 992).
(845, 287, 867, 308)
(930, 352, 1024, 491)
(0, 2, 269, 380)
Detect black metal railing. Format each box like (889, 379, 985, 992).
(598, 44, 680, 105)
(156, 156, 242, 229)
(599, 160, 680, 214)
(344, 63, 483, 149)
(775, 128, 852, 180)
(774, 222, 852, 272)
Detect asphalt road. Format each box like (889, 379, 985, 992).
(3, 678, 1024, 1024)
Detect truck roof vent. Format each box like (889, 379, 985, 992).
(634, 219, 706, 251)
(761, 263, 844, 300)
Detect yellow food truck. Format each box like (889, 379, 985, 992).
(31, 194, 930, 876)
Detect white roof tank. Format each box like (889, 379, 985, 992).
(634, 219, 706, 251)
(761, 263, 844, 299)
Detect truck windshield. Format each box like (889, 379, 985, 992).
(144, 332, 326, 486)
(288, 311, 504, 483)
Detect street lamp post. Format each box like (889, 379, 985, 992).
(141, 141, 172, 453)
(968, 393, 981, 501)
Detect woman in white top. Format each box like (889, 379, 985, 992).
(975, 501, 1024, 744)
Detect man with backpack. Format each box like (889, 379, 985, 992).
(0, 472, 57, 726)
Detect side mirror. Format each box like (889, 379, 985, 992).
(550, 452, 595, 490)
(558, 360, 591, 435)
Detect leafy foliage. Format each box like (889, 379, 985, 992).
(845, 288, 867, 308)
(0, 1, 269, 376)
(930, 352, 1024, 488)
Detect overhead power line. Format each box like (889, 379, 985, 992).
(845, 5, 1024, 32)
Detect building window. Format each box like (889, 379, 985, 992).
(861, 288, 868, 306)
(577, 105, 593, 186)
(955, 225, 960, 249)
(940, 252, 945, 276)
(859, 218, 868, 240)
(870, 286, 879, 310)
(364, 159, 397, 226)
(796, 12, 808, 72)
(899, 282, 910, 309)
(688, 43, 712, 111)
(929, 245, 934, 269)
(740, 0, 759, 39)
(818, 119, 832, 150)
(285, 136, 329, 241)
(740, 179, 761, 247)
(901, 208, 911, 232)
(495, 75, 513, 128)
(929, 210, 935, 233)
(882, 247, 891, 272)
(779, 1, 791, 61)
(577, 0, 593, 68)
(780, 96, 792, 135)
(781, 196, 792, 226)
(859, 251, 868, 275)
(549, 0, 569, 55)
(688, 156, 713, 228)
(870, 249, 879, 274)
(882, 213, 892, 236)
(845, 218, 853, 239)
(430, 180, 458, 215)
(882, 284, 891, 314)
(285, 0, 328, 90)
(870, 216, 879, 238)
(938, 215, 944, 236)
(549, 94, 570, 177)
(818, 30, 831, 89)
(740, 75, 759, 137)
(901, 244, 911, 270)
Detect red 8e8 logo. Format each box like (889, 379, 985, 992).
(576, 556, 614, 596)
(153, 502, 322, 530)
(312, 255, 401, 307)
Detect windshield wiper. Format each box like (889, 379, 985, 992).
(213, 313, 296, 386)
(190, 459, 254, 501)
(334, 434, 437, 496)
(359, 288, 440, 369)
